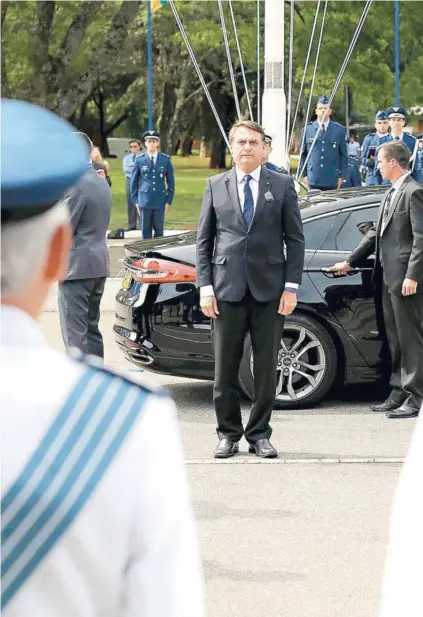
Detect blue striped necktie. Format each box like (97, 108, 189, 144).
(243, 175, 254, 227)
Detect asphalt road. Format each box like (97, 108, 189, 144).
(40, 308, 417, 617)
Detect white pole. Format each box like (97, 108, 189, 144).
(262, 0, 287, 168)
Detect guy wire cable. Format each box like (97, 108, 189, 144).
(295, 0, 328, 166)
(168, 0, 231, 151)
(286, 0, 295, 166)
(287, 0, 322, 157)
(257, 0, 261, 125)
(228, 0, 254, 120)
(218, 0, 241, 120)
(297, 0, 373, 180)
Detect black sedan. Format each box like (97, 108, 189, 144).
(114, 185, 390, 408)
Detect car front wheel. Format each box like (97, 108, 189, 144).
(239, 313, 337, 409)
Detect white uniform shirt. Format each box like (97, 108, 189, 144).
(0, 305, 204, 617)
(379, 405, 423, 616)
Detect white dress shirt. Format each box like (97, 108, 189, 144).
(200, 165, 298, 299)
(379, 403, 423, 617)
(380, 171, 410, 234)
(318, 120, 330, 132)
(0, 305, 204, 617)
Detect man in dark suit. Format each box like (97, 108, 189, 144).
(58, 132, 112, 360)
(196, 121, 305, 458)
(330, 141, 423, 418)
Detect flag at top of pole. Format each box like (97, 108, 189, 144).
(152, 0, 167, 12)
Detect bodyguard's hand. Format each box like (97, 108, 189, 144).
(402, 278, 418, 296)
(328, 261, 352, 276)
(337, 178, 344, 189)
(200, 296, 219, 319)
(165, 204, 170, 216)
(135, 204, 141, 215)
(278, 291, 297, 316)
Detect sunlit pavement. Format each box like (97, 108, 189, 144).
(40, 305, 416, 617)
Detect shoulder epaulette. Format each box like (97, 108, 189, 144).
(70, 349, 169, 397)
(161, 153, 170, 158)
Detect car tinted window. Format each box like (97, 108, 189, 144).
(303, 215, 337, 250)
(335, 206, 379, 251)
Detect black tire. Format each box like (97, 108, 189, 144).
(239, 312, 338, 409)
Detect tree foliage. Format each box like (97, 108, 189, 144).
(2, 0, 422, 163)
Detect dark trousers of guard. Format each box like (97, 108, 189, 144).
(212, 288, 284, 444)
(382, 281, 423, 409)
(126, 178, 138, 230)
(58, 277, 106, 360)
(141, 208, 165, 239)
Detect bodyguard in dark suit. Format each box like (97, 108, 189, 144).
(58, 133, 112, 360)
(330, 141, 423, 419)
(196, 121, 305, 458)
(131, 130, 175, 239)
(299, 94, 348, 191)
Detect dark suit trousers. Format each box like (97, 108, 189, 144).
(212, 289, 284, 443)
(382, 281, 423, 408)
(126, 177, 138, 229)
(58, 277, 106, 360)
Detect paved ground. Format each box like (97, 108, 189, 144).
(40, 307, 417, 617)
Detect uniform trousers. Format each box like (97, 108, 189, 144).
(58, 277, 106, 359)
(212, 288, 284, 444)
(382, 281, 423, 409)
(126, 177, 138, 229)
(141, 208, 165, 239)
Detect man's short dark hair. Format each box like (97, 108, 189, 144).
(378, 141, 411, 169)
(229, 121, 265, 144)
(129, 139, 141, 147)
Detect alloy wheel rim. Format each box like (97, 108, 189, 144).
(249, 324, 326, 402)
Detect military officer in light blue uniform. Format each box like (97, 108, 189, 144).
(131, 130, 175, 239)
(262, 134, 288, 174)
(415, 134, 423, 183)
(361, 110, 390, 185)
(382, 106, 419, 183)
(299, 94, 348, 191)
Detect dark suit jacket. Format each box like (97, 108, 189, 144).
(348, 175, 423, 295)
(65, 166, 112, 280)
(196, 166, 305, 302)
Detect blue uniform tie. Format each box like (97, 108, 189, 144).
(243, 174, 254, 227)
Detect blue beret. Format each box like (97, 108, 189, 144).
(142, 130, 160, 140)
(1, 99, 89, 222)
(386, 105, 406, 119)
(317, 94, 329, 105)
(375, 110, 388, 121)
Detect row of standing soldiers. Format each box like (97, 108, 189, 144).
(122, 100, 423, 239)
(299, 96, 423, 191)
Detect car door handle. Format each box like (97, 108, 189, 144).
(319, 267, 361, 278)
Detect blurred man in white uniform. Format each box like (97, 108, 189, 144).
(379, 408, 423, 617)
(0, 99, 204, 617)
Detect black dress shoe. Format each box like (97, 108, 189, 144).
(370, 398, 403, 413)
(248, 439, 278, 459)
(214, 439, 239, 459)
(386, 403, 419, 419)
(124, 227, 136, 232)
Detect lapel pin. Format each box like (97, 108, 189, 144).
(264, 190, 274, 201)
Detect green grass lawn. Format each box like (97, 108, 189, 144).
(107, 155, 299, 230)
